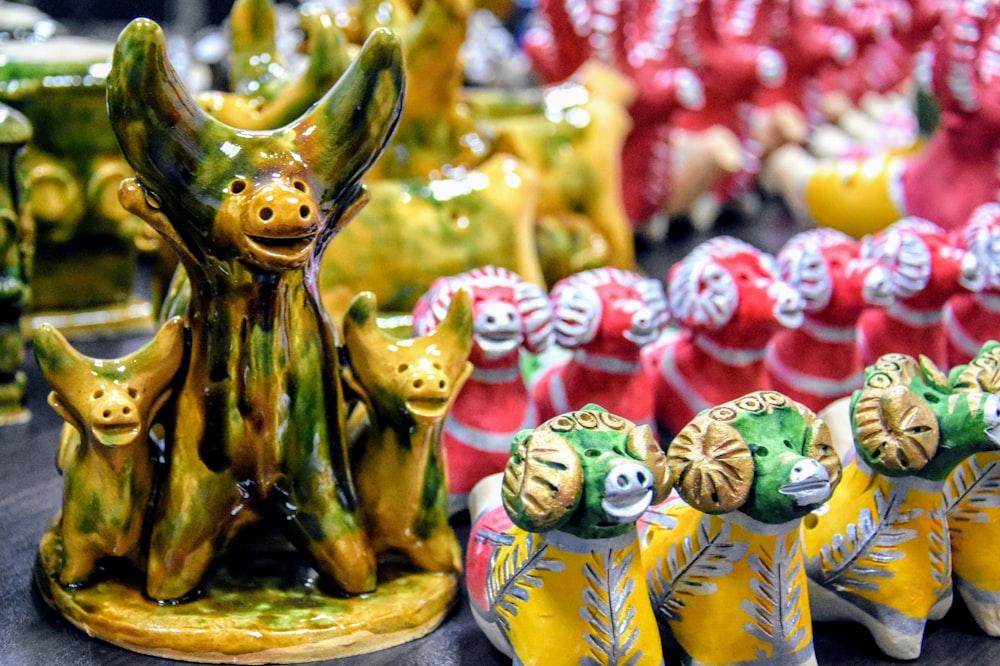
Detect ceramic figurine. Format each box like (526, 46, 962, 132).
(802, 352, 1000, 659)
(643, 236, 805, 436)
(640, 390, 841, 666)
(465, 405, 673, 665)
(34, 19, 458, 662)
(665, 0, 788, 227)
(412, 266, 554, 502)
(750, 0, 856, 157)
(945, 203, 1000, 366)
(767, 0, 1000, 235)
(531, 268, 669, 428)
(318, 153, 545, 316)
(765, 228, 894, 413)
(468, 62, 638, 275)
(0, 35, 151, 332)
(341, 290, 473, 573)
(33, 318, 186, 587)
(0, 102, 32, 426)
(196, 0, 352, 131)
(943, 341, 1000, 636)
(857, 216, 984, 367)
(520, 0, 714, 229)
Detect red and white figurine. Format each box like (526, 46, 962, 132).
(765, 228, 894, 413)
(643, 236, 804, 435)
(530, 267, 669, 428)
(412, 266, 554, 503)
(945, 202, 1000, 366)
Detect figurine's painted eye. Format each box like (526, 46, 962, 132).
(93, 389, 104, 399)
(923, 392, 941, 404)
(783, 439, 794, 449)
(293, 180, 307, 192)
(750, 444, 768, 456)
(985, 394, 1000, 426)
(128, 387, 139, 399)
(585, 449, 602, 458)
(397, 363, 409, 372)
(231, 179, 247, 194)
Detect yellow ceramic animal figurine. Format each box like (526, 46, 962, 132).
(803, 352, 1000, 659)
(466, 405, 672, 665)
(640, 391, 841, 666)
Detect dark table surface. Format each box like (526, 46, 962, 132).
(4, 199, 1000, 665)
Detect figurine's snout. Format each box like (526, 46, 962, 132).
(602, 461, 655, 523)
(90, 390, 141, 447)
(474, 301, 522, 358)
(779, 458, 832, 507)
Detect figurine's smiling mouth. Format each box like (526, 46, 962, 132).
(95, 424, 141, 447)
(406, 396, 449, 418)
(602, 488, 653, 522)
(779, 479, 832, 506)
(247, 233, 316, 252)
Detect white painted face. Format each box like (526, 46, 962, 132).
(601, 461, 655, 523)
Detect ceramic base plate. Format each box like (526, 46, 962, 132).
(35, 527, 458, 664)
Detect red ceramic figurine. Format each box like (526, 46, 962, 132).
(765, 228, 894, 413)
(412, 266, 554, 503)
(858, 217, 984, 367)
(643, 236, 804, 436)
(945, 203, 1000, 366)
(531, 267, 669, 429)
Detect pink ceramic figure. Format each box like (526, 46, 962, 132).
(412, 266, 554, 502)
(858, 217, 984, 367)
(668, 0, 788, 213)
(945, 203, 1000, 366)
(751, 0, 857, 155)
(770, 1, 1000, 235)
(531, 268, 669, 429)
(522, 0, 711, 227)
(643, 236, 805, 436)
(765, 228, 894, 413)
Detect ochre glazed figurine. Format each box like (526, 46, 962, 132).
(465, 405, 672, 665)
(640, 390, 841, 666)
(803, 352, 1000, 659)
(32, 17, 472, 662)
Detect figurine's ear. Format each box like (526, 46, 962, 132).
(668, 416, 754, 513)
(293, 28, 404, 213)
(33, 324, 89, 399)
(426, 287, 473, 358)
(343, 291, 385, 346)
(129, 317, 187, 387)
(852, 384, 939, 474)
(502, 430, 583, 532)
(800, 405, 842, 492)
(918, 354, 950, 392)
(626, 424, 672, 504)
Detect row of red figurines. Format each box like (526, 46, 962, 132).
(415, 207, 1000, 499)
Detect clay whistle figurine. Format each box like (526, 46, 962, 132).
(803, 352, 1000, 659)
(643, 236, 805, 436)
(945, 203, 1000, 366)
(107, 18, 403, 601)
(466, 405, 673, 665)
(531, 267, 669, 428)
(33, 318, 186, 587)
(857, 216, 984, 367)
(766, 227, 894, 413)
(944, 340, 1000, 635)
(412, 266, 554, 503)
(0, 102, 31, 426)
(640, 390, 841, 666)
(341, 289, 473, 573)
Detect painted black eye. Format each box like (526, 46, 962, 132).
(750, 444, 768, 456)
(585, 449, 602, 458)
(231, 179, 247, 194)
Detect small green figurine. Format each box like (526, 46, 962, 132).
(0, 102, 32, 426)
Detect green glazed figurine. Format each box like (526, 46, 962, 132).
(0, 102, 32, 426)
(0, 36, 152, 332)
(32, 17, 470, 663)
